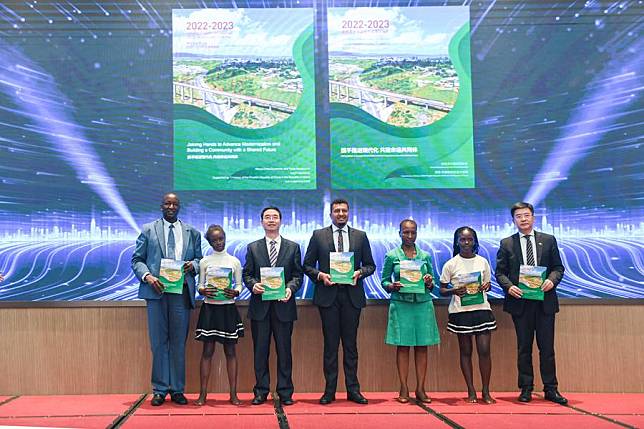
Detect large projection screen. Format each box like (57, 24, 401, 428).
(0, 0, 642, 301)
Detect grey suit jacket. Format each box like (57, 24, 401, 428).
(131, 218, 203, 307)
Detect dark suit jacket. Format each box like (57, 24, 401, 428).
(242, 237, 303, 322)
(131, 218, 202, 308)
(495, 231, 565, 315)
(303, 226, 376, 309)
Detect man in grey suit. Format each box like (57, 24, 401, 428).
(131, 192, 202, 406)
(496, 202, 567, 405)
(243, 206, 303, 406)
(303, 198, 376, 405)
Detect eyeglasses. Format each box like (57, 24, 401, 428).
(514, 214, 533, 220)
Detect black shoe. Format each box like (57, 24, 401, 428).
(151, 394, 165, 406)
(319, 393, 336, 405)
(251, 394, 268, 405)
(544, 390, 568, 405)
(347, 391, 368, 404)
(281, 398, 294, 406)
(170, 392, 188, 405)
(518, 388, 532, 403)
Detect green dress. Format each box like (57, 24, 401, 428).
(381, 245, 441, 346)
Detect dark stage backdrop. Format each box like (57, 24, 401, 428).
(0, 0, 642, 301)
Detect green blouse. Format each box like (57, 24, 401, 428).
(380, 245, 436, 303)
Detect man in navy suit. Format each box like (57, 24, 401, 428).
(243, 206, 303, 406)
(131, 192, 202, 406)
(303, 198, 376, 405)
(496, 202, 567, 405)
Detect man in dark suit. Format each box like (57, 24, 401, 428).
(243, 206, 303, 406)
(303, 198, 376, 405)
(496, 202, 567, 405)
(131, 192, 202, 406)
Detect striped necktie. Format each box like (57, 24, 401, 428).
(525, 235, 535, 266)
(269, 240, 277, 267)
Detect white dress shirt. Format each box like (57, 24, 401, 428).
(163, 219, 184, 260)
(265, 235, 282, 264)
(332, 224, 350, 252)
(519, 230, 538, 266)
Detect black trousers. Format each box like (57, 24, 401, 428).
(251, 302, 294, 399)
(511, 299, 558, 391)
(318, 287, 362, 395)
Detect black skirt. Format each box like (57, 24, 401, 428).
(195, 303, 245, 344)
(447, 309, 496, 334)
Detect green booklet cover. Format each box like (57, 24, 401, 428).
(160, 258, 185, 294)
(205, 266, 233, 302)
(330, 252, 355, 285)
(399, 259, 425, 294)
(454, 271, 484, 306)
(261, 267, 286, 301)
(519, 265, 547, 301)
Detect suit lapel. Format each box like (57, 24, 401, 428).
(153, 219, 166, 258)
(326, 226, 335, 252)
(534, 231, 543, 265)
(275, 236, 288, 266)
(180, 222, 190, 260)
(512, 233, 522, 266)
(348, 226, 357, 252)
(258, 239, 271, 266)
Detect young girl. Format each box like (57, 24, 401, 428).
(440, 226, 497, 404)
(195, 225, 244, 406)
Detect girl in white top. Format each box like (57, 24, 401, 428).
(195, 225, 244, 406)
(439, 226, 496, 404)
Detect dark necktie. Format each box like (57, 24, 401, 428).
(167, 224, 176, 259)
(269, 240, 277, 267)
(525, 235, 535, 266)
(337, 229, 344, 252)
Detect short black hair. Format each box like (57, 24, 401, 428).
(452, 226, 480, 256)
(399, 218, 417, 231)
(204, 224, 225, 243)
(261, 206, 282, 220)
(511, 202, 534, 217)
(330, 198, 349, 212)
(161, 192, 179, 204)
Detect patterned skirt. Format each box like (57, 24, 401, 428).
(447, 309, 497, 335)
(195, 303, 244, 344)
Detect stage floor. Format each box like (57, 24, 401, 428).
(0, 392, 642, 428)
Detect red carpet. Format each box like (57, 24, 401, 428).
(123, 414, 278, 428)
(0, 415, 117, 428)
(426, 392, 579, 414)
(286, 413, 451, 428)
(0, 392, 641, 428)
(134, 393, 274, 415)
(0, 394, 140, 417)
(283, 392, 428, 414)
(448, 413, 620, 429)
(565, 393, 644, 414)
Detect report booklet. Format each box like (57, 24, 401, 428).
(330, 252, 355, 285)
(518, 265, 547, 301)
(159, 258, 185, 294)
(205, 266, 232, 302)
(261, 266, 286, 301)
(399, 259, 425, 294)
(454, 271, 484, 306)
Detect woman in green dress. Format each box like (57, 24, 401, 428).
(381, 219, 440, 403)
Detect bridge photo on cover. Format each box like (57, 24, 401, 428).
(328, 6, 467, 128)
(172, 9, 305, 129)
